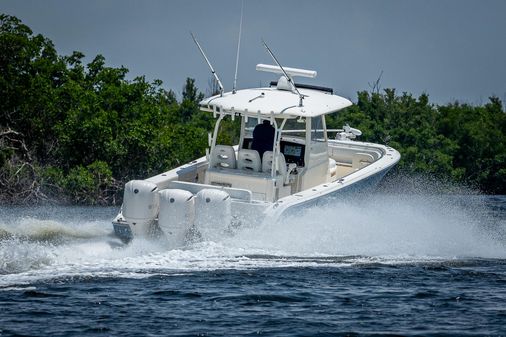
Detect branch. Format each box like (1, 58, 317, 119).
(368, 70, 384, 95)
(0, 128, 32, 161)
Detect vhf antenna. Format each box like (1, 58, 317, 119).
(261, 39, 304, 107)
(191, 32, 224, 97)
(232, 0, 244, 94)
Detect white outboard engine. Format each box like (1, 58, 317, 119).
(122, 180, 160, 237)
(194, 189, 231, 241)
(158, 189, 195, 249)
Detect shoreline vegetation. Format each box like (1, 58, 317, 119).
(1, 14, 505, 205)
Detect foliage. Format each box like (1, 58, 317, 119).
(0, 14, 505, 204)
(0, 14, 218, 204)
(327, 90, 505, 193)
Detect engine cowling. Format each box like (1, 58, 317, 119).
(158, 189, 195, 248)
(122, 180, 160, 236)
(194, 189, 231, 241)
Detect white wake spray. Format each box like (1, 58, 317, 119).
(232, 194, 505, 258)
(0, 194, 504, 288)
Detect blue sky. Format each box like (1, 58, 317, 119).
(2, 0, 505, 105)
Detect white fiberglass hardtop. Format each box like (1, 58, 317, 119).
(200, 67, 352, 118)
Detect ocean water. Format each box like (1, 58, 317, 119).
(0, 194, 505, 336)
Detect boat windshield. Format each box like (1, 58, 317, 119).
(244, 117, 258, 138)
(244, 117, 306, 136)
(243, 116, 326, 142)
(280, 118, 306, 138)
(311, 116, 326, 142)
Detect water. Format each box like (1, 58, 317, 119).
(1, 195, 505, 336)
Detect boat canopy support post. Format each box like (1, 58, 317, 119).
(210, 113, 225, 155)
(271, 118, 287, 178)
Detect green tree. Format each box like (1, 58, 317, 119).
(180, 78, 204, 121)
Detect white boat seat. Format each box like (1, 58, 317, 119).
(237, 149, 261, 172)
(262, 151, 286, 176)
(262, 151, 296, 185)
(210, 145, 236, 169)
(352, 152, 375, 169)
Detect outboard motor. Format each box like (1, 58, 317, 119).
(122, 180, 160, 237)
(158, 189, 195, 249)
(194, 189, 231, 241)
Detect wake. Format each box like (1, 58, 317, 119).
(0, 194, 504, 287)
(235, 194, 506, 258)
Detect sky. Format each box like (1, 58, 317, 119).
(2, 0, 506, 105)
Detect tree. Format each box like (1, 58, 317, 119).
(179, 78, 205, 121)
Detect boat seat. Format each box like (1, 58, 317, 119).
(352, 152, 375, 169)
(262, 151, 296, 185)
(237, 149, 261, 172)
(262, 151, 286, 176)
(210, 145, 236, 169)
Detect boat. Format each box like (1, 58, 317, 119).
(112, 57, 401, 244)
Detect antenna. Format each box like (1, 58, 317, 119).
(232, 1, 244, 94)
(191, 32, 224, 97)
(261, 39, 304, 107)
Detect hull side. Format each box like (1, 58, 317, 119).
(265, 165, 391, 219)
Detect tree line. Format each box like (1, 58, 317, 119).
(0, 14, 504, 204)
(326, 89, 505, 194)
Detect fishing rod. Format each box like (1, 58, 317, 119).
(191, 32, 224, 97)
(261, 39, 304, 107)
